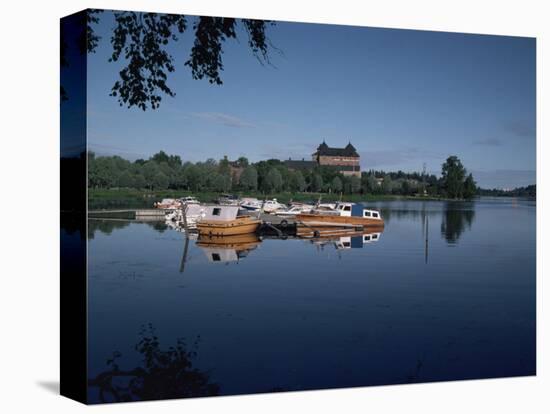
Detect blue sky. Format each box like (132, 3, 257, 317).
(84, 11, 536, 188)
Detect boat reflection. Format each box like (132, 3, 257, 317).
(303, 228, 384, 251)
(196, 233, 261, 263)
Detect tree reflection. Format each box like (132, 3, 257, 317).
(88, 324, 219, 403)
(87, 219, 131, 239)
(87, 219, 169, 239)
(440, 203, 475, 244)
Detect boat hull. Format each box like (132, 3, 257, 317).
(196, 217, 261, 236)
(296, 213, 384, 227)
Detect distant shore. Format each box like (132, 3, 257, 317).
(88, 188, 519, 210)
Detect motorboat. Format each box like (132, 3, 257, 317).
(196, 205, 261, 236)
(218, 193, 240, 206)
(274, 203, 314, 216)
(296, 202, 384, 227)
(261, 198, 287, 213)
(165, 203, 206, 229)
(240, 198, 263, 211)
(154, 198, 182, 209)
(180, 196, 200, 204)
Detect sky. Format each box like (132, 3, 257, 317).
(82, 11, 536, 189)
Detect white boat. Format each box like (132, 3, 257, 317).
(155, 198, 182, 209)
(298, 202, 384, 227)
(218, 194, 240, 206)
(261, 198, 287, 213)
(165, 203, 206, 229)
(317, 202, 337, 210)
(274, 204, 314, 216)
(180, 196, 200, 204)
(240, 198, 263, 211)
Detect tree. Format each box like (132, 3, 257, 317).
(463, 173, 477, 199)
(331, 176, 343, 193)
(236, 157, 249, 168)
(218, 156, 231, 176)
(61, 11, 276, 110)
(239, 166, 258, 190)
(133, 174, 147, 189)
(152, 172, 169, 190)
(117, 171, 134, 188)
(290, 170, 306, 192)
(263, 168, 283, 192)
(382, 175, 393, 194)
(441, 156, 466, 199)
(311, 174, 324, 192)
(350, 175, 361, 194)
(182, 164, 202, 191)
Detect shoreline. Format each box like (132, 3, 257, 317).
(87, 188, 532, 210)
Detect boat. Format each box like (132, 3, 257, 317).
(296, 202, 384, 227)
(240, 197, 263, 211)
(261, 198, 287, 213)
(196, 205, 261, 236)
(218, 193, 240, 206)
(197, 234, 261, 263)
(154, 198, 182, 209)
(180, 196, 200, 204)
(274, 203, 314, 216)
(165, 203, 206, 229)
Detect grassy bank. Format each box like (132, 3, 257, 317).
(88, 188, 446, 210)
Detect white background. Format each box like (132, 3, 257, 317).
(0, 0, 547, 412)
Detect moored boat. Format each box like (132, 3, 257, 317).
(296, 202, 384, 227)
(240, 198, 263, 211)
(262, 198, 287, 213)
(196, 205, 261, 236)
(274, 203, 314, 216)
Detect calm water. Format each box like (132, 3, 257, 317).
(82, 198, 536, 403)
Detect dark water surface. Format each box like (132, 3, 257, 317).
(83, 198, 536, 403)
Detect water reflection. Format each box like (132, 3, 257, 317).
(88, 219, 167, 239)
(88, 324, 219, 403)
(196, 234, 261, 263)
(305, 229, 383, 251)
(440, 203, 476, 244)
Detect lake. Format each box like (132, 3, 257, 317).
(80, 197, 536, 403)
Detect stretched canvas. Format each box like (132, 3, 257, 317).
(60, 8, 536, 404)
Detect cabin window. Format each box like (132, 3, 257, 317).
(212, 253, 221, 261)
(365, 235, 371, 241)
(344, 206, 351, 212)
(372, 234, 378, 239)
(343, 242, 351, 247)
(372, 212, 379, 218)
(364, 211, 371, 217)
(212, 208, 222, 216)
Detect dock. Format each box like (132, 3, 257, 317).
(88, 209, 367, 238)
(88, 209, 165, 220)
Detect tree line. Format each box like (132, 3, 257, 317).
(477, 185, 536, 198)
(88, 151, 479, 199)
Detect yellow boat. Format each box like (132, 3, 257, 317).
(196, 205, 261, 236)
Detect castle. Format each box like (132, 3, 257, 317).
(284, 141, 361, 177)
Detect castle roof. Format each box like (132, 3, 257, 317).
(313, 141, 359, 157)
(284, 159, 317, 170)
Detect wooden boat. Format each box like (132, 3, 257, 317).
(196, 205, 261, 236)
(296, 202, 384, 227)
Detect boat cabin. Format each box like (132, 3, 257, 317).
(202, 205, 241, 221)
(335, 203, 382, 220)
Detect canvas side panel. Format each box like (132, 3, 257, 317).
(60, 10, 88, 404)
